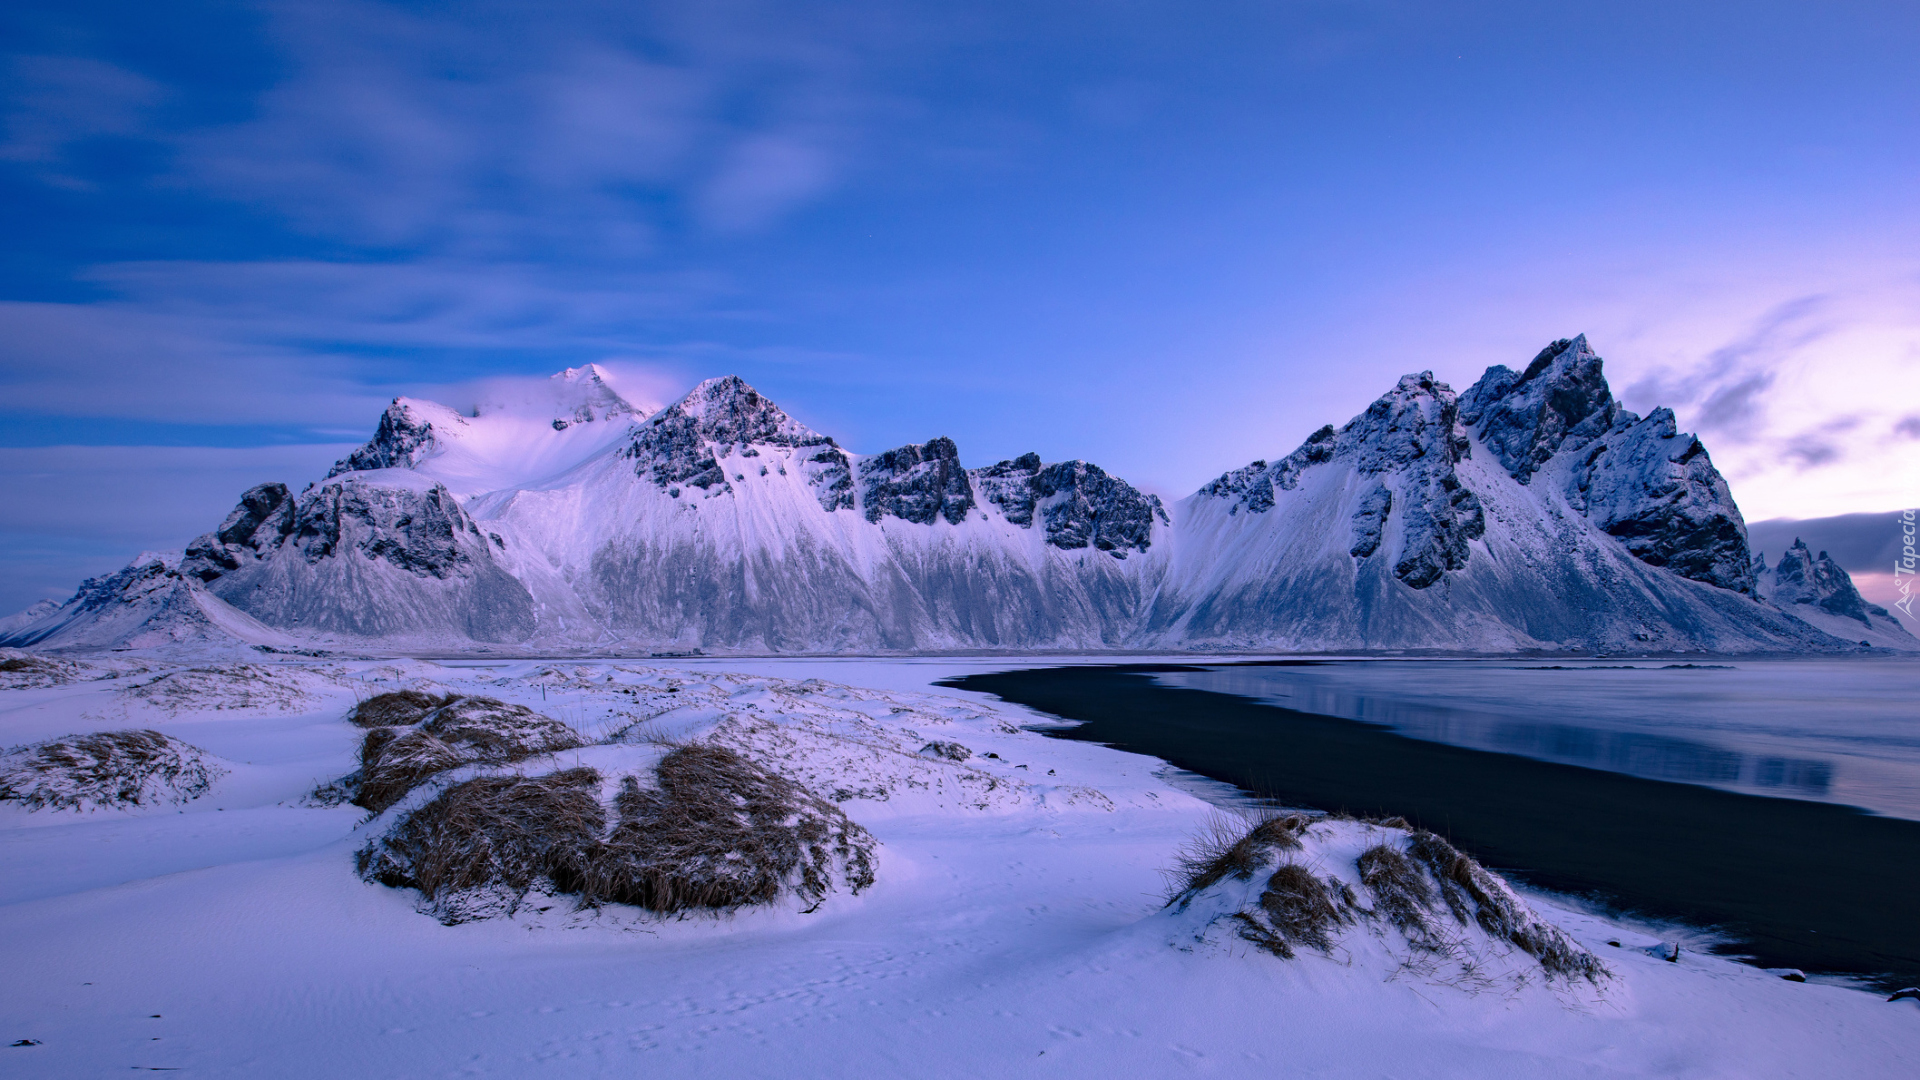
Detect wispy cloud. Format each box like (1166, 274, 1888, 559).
(1623, 295, 1832, 443)
(166, 0, 896, 253)
(0, 55, 163, 188)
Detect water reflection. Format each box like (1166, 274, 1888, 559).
(1166, 666, 1839, 802)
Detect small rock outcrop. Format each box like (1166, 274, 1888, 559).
(181, 483, 298, 583)
(860, 437, 976, 525)
(1031, 460, 1167, 555)
(972, 453, 1166, 554)
(330, 399, 441, 477)
(974, 452, 1043, 525)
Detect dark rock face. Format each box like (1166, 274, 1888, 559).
(1461, 337, 1756, 595)
(1564, 408, 1754, 594)
(180, 483, 297, 582)
(1194, 372, 1483, 589)
(1340, 373, 1483, 589)
(199, 478, 537, 643)
(1462, 337, 1619, 485)
(806, 446, 855, 512)
(289, 481, 483, 578)
(1349, 484, 1391, 557)
(331, 400, 439, 477)
(1768, 539, 1884, 625)
(625, 376, 852, 512)
(976, 453, 1043, 526)
(1353, 374, 1482, 588)
(859, 437, 975, 525)
(970, 454, 1164, 554)
(1198, 425, 1338, 514)
(1032, 461, 1167, 556)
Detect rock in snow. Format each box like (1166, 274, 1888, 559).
(4, 337, 1910, 654)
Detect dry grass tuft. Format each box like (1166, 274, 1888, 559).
(357, 767, 605, 922)
(1171, 815, 1608, 983)
(1357, 842, 1443, 950)
(580, 744, 876, 912)
(351, 695, 586, 813)
(0, 651, 95, 689)
(1406, 830, 1606, 981)
(0, 729, 223, 811)
(1168, 810, 1310, 902)
(347, 690, 456, 728)
(1246, 863, 1350, 957)
(358, 743, 878, 924)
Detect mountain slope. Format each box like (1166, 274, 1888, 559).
(1755, 539, 1915, 649)
(6, 338, 1905, 655)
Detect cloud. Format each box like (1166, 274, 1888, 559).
(0, 299, 383, 426)
(698, 131, 839, 232)
(162, 0, 887, 253)
(0, 55, 163, 187)
(1694, 370, 1776, 435)
(1623, 294, 1831, 443)
(1896, 415, 1920, 439)
(418, 359, 692, 420)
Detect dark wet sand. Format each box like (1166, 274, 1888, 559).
(947, 664, 1920, 990)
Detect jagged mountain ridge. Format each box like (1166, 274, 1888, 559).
(1754, 539, 1912, 649)
(6, 338, 1910, 654)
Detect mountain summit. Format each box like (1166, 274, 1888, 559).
(6, 343, 1909, 654)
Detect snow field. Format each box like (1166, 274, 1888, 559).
(0, 655, 1914, 1077)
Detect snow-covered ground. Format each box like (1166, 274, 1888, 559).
(2, 654, 1915, 1077)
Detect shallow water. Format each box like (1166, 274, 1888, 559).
(948, 660, 1920, 991)
(1160, 658, 1920, 820)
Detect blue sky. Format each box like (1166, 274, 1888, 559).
(3, 0, 1919, 613)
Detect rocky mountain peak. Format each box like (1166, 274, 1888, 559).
(1337, 371, 1471, 475)
(1768, 538, 1880, 625)
(543, 364, 643, 428)
(860, 437, 975, 526)
(328, 398, 446, 478)
(1462, 334, 1619, 484)
(659, 376, 828, 448)
(625, 376, 851, 509)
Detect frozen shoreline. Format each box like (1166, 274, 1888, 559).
(3, 653, 1916, 1076)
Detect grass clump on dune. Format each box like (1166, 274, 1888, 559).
(346, 689, 457, 728)
(1170, 814, 1608, 983)
(1405, 830, 1607, 981)
(0, 729, 223, 811)
(1168, 811, 1311, 900)
(349, 694, 586, 813)
(358, 744, 877, 925)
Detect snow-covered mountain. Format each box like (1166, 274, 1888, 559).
(6, 339, 1911, 654)
(1753, 538, 1913, 649)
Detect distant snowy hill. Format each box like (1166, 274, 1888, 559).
(6, 340, 1910, 654)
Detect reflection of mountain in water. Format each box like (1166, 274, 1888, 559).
(1163, 667, 1835, 802)
(1479, 720, 1831, 797)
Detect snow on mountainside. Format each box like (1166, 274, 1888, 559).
(5, 552, 300, 652)
(1153, 337, 1842, 652)
(1755, 539, 1916, 649)
(329, 364, 652, 496)
(3, 338, 1905, 654)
